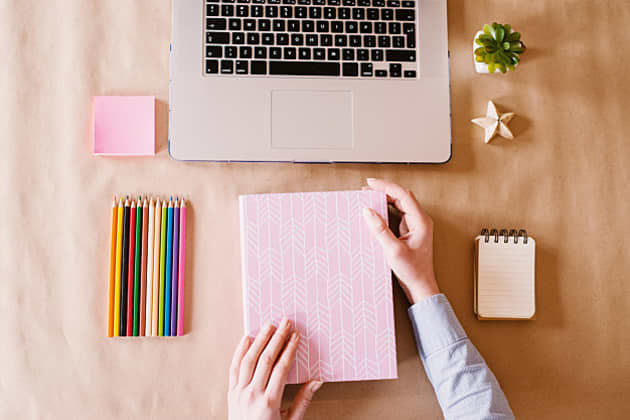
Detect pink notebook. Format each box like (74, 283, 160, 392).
(239, 190, 397, 383)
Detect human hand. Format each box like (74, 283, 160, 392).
(362, 178, 440, 304)
(228, 319, 323, 420)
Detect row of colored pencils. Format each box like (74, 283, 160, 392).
(107, 196, 187, 337)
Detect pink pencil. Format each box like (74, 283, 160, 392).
(177, 198, 187, 335)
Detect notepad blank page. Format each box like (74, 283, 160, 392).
(476, 237, 536, 319)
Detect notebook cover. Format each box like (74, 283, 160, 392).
(239, 190, 397, 383)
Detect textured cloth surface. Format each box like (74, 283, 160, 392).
(1, 1, 630, 419)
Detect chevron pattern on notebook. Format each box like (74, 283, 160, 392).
(239, 190, 397, 383)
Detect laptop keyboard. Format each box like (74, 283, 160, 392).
(203, 0, 418, 78)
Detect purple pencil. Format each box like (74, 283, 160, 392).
(170, 198, 180, 336)
(177, 198, 187, 335)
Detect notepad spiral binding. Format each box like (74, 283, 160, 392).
(480, 228, 528, 244)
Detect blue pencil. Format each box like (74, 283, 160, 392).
(164, 199, 174, 336)
(170, 199, 180, 336)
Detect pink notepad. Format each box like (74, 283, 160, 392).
(239, 190, 397, 383)
(93, 96, 155, 155)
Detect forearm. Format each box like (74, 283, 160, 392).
(408, 294, 514, 419)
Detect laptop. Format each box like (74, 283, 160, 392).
(169, 0, 451, 163)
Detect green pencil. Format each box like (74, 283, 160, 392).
(158, 199, 167, 336)
(133, 197, 143, 336)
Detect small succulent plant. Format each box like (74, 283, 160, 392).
(474, 23, 526, 73)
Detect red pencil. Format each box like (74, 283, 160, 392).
(139, 197, 149, 336)
(126, 199, 136, 335)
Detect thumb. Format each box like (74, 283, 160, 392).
(286, 380, 323, 420)
(362, 208, 400, 253)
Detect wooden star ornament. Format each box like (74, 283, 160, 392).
(472, 101, 515, 143)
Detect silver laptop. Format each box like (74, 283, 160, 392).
(169, 0, 450, 163)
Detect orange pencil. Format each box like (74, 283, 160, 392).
(139, 197, 149, 336)
(107, 196, 118, 337)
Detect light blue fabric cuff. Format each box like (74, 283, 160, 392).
(408, 294, 467, 360)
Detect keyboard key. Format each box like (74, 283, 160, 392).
(299, 47, 311, 59)
(270, 61, 340, 75)
(251, 61, 267, 74)
(221, 60, 234, 73)
(364, 35, 376, 47)
(252, 5, 264, 16)
(378, 36, 390, 47)
(284, 47, 297, 59)
(382, 9, 393, 20)
(298, 0, 311, 4)
(277, 33, 289, 44)
(258, 19, 271, 30)
(262, 33, 274, 44)
(206, 59, 219, 74)
(244, 19, 256, 30)
(357, 49, 369, 60)
(395, 9, 414, 20)
(317, 20, 329, 32)
(339, 7, 351, 19)
(206, 46, 223, 58)
(225, 46, 237, 57)
(360, 22, 372, 33)
(361, 62, 373, 76)
(253, 0, 265, 3)
(237, 0, 250, 3)
(349, 35, 361, 46)
(403, 22, 415, 33)
(265, 5, 278, 17)
(314, 0, 325, 4)
(283, 0, 296, 3)
(255, 46, 267, 58)
(358, 0, 370, 5)
(309, 7, 322, 18)
(206, 32, 230, 44)
(389, 22, 401, 33)
(303, 20, 315, 32)
(345, 21, 358, 33)
(328, 0, 340, 5)
(222, 4, 234, 16)
(404, 70, 416, 77)
(335, 34, 348, 46)
(248, 33, 260, 44)
(389, 63, 401, 77)
(296, 6, 308, 17)
(402, 0, 414, 7)
(385, 49, 415, 61)
(239, 46, 252, 58)
(373, 0, 384, 6)
(207, 18, 227, 30)
(371, 49, 383, 61)
(270, 47, 282, 58)
(291, 34, 304, 45)
(343, 62, 358, 76)
(321, 34, 333, 45)
(343, 0, 355, 5)
(375, 22, 386, 33)
(306, 34, 318, 45)
(207, 4, 220, 16)
(314, 48, 325, 59)
(393, 36, 404, 48)
(236, 5, 249, 16)
(331, 21, 344, 33)
(328, 48, 340, 60)
(232, 32, 245, 43)
(387, 0, 400, 7)
(280, 6, 292, 17)
(375, 69, 387, 77)
(236, 60, 249, 74)
(342, 48, 355, 60)
(273, 19, 285, 31)
(223, 0, 235, 3)
(352, 8, 365, 20)
(229, 18, 241, 30)
(288, 20, 300, 31)
(406, 32, 415, 48)
(324, 7, 336, 19)
(268, 0, 281, 3)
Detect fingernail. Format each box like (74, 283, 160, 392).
(280, 318, 290, 329)
(291, 332, 300, 342)
(311, 381, 323, 392)
(362, 208, 377, 223)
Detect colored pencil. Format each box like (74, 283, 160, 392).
(126, 200, 136, 335)
(158, 199, 167, 336)
(107, 197, 118, 337)
(177, 198, 187, 336)
(164, 199, 174, 336)
(170, 199, 180, 336)
(113, 198, 124, 337)
(139, 197, 149, 336)
(120, 199, 130, 336)
(152, 198, 161, 336)
(133, 197, 143, 336)
(145, 197, 155, 336)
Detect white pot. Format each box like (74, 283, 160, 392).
(473, 30, 518, 74)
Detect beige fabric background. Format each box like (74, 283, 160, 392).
(1, 0, 629, 419)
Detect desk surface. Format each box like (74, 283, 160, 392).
(2, 1, 629, 418)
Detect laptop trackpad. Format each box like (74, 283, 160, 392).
(271, 90, 353, 150)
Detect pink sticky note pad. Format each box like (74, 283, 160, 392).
(93, 96, 155, 155)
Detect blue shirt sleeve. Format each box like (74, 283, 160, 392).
(408, 294, 514, 419)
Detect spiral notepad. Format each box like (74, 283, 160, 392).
(474, 229, 536, 320)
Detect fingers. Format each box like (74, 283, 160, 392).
(363, 208, 403, 256)
(265, 331, 300, 399)
(238, 323, 276, 387)
(251, 318, 292, 389)
(366, 178, 428, 231)
(287, 381, 324, 420)
(229, 335, 252, 389)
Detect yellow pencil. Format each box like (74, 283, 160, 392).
(151, 198, 161, 336)
(112, 197, 124, 337)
